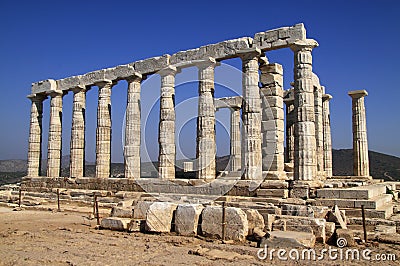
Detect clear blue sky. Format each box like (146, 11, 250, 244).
(0, 0, 399, 162)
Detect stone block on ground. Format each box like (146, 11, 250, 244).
(281, 204, 314, 217)
(274, 215, 327, 243)
(145, 202, 177, 233)
(244, 209, 265, 236)
(375, 225, 396, 234)
(133, 201, 154, 219)
(128, 219, 145, 232)
(100, 217, 131, 231)
(326, 205, 347, 229)
(259, 230, 315, 248)
(175, 204, 204, 236)
(110, 206, 133, 218)
(201, 206, 248, 241)
(335, 228, 355, 247)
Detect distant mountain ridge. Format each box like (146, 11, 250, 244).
(0, 149, 399, 185)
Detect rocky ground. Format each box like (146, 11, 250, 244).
(0, 206, 399, 266)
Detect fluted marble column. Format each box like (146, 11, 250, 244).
(158, 67, 177, 179)
(47, 91, 63, 177)
(322, 93, 333, 177)
(95, 80, 113, 178)
(290, 40, 318, 182)
(239, 48, 262, 180)
(27, 94, 46, 177)
(124, 74, 142, 179)
(70, 86, 87, 178)
(349, 90, 370, 177)
(230, 107, 241, 171)
(260, 61, 285, 179)
(284, 96, 295, 164)
(196, 58, 217, 180)
(314, 85, 325, 178)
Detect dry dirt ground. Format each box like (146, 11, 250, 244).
(0, 206, 399, 266)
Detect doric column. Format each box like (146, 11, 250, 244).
(124, 73, 142, 179)
(46, 91, 63, 177)
(239, 48, 262, 180)
(348, 90, 370, 177)
(260, 60, 285, 179)
(230, 107, 241, 171)
(290, 40, 318, 182)
(322, 93, 333, 177)
(158, 66, 178, 179)
(70, 86, 87, 178)
(314, 84, 325, 178)
(284, 93, 295, 164)
(27, 94, 46, 177)
(196, 58, 217, 180)
(95, 80, 113, 178)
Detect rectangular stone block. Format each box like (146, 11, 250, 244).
(257, 188, 288, 198)
(31, 79, 58, 94)
(57, 76, 83, 91)
(81, 70, 106, 86)
(133, 55, 170, 74)
(175, 204, 204, 236)
(105, 64, 137, 81)
(100, 217, 131, 231)
(254, 24, 306, 50)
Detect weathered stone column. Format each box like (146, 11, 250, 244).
(314, 84, 325, 179)
(70, 86, 87, 178)
(322, 93, 333, 177)
(260, 60, 285, 180)
(158, 66, 177, 179)
(46, 91, 63, 177)
(284, 90, 295, 164)
(196, 58, 217, 180)
(124, 73, 142, 179)
(230, 107, 241, 171)
(27, 94, 46, 177)
(290, 40, 318, 182)
(348, 90, 370, 177)
(95, 80, 113, 178)
(239, 48, 262, 180)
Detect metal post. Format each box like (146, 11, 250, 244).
(93, 194, 96, 215)
(57, 189, 61, 212)
(222, 201, 226, 241)
(95, 195, 100, 226)
(18, 189, 22, 207)
(361, 205, 367, 243)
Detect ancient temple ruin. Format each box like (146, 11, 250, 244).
(12, 23, 400, 246)
(24, 23, 372, 197)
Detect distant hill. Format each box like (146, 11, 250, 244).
(0, 149, 399, 185)
(332, 149, 400, 180)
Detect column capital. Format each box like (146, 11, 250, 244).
(94, 79, 115, 88)
(71, 85, 90, 94)
(27, 93, 47, 102)
(258, 55, 269, 65)
(236, 47, 260, 56)
(125, 72, 143, 82)
(194, 57, 219, 70)
(322, 94, 333, 101)
(47, 90, 64, 98)
(348, 90, 368, 98)
(158, 66, 179, 77)
(289, 39, 319, 52)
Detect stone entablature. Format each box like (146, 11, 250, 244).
(30, 24, 306, 94)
